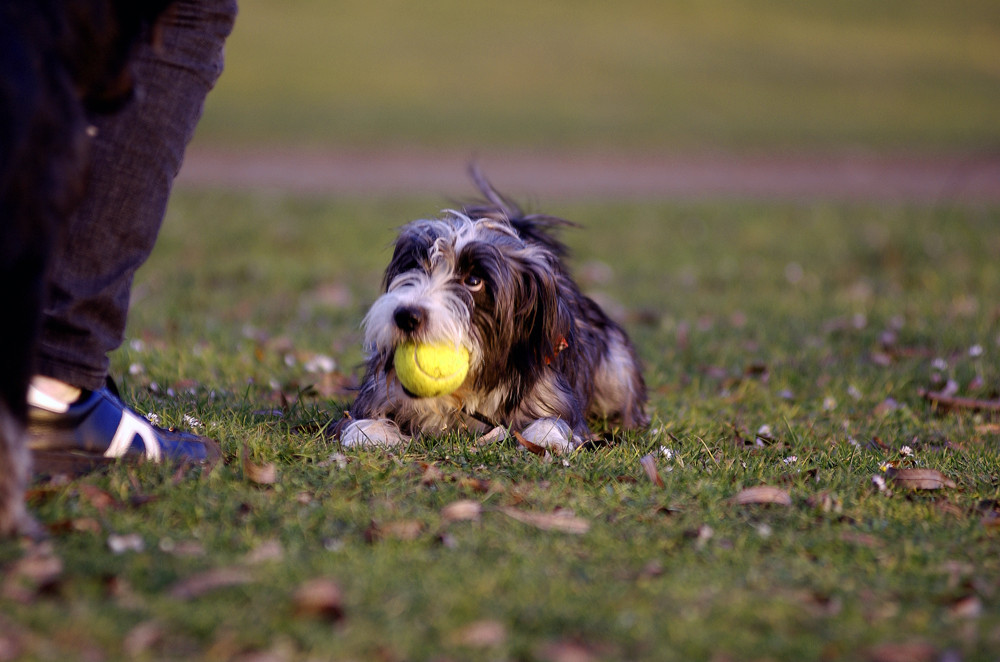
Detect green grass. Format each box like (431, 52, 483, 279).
(2, 192, 999, 660)
(196, 0, 1000, 151)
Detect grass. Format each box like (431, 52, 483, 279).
(2, 191, 999, 660)
(195, 0, 1000, 152)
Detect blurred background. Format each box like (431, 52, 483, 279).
(178, 0, 1000, 199)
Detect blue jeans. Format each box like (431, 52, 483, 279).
(36, 0, 239, 391)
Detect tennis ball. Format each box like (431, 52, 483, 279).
(394, 341, 470, 397)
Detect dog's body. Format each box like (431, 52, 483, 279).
(340, 173, 648, 451)
(0, 0, 173, 536)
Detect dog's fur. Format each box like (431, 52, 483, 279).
(339, 171, 648, 451)
(0, 0, 173, 537)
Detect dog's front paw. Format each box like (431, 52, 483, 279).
(520, 418, 577, 454)
(339, 419, 410, 448)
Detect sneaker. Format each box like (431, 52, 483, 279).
(27, 379, 220, 474)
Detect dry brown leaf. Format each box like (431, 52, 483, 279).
(0, 625, 24, 662)
(419, 463, 446, 485)
(441, 500, 482, 523)
(458, 476, 496, 493)
(639, 454, 665, 488)
(449, 620, 507, 648)
(108, 533, 145, 554)
(948, 594, 982, 619)
(367, 519, 424, 542)
(536, 639, 601, 662)
(839, 531, 884, 548)
(499, 507, 590, 534)
(866, 641, 937, 662)
(293, 578, 344, 622)
(886, 468, 956, 490)
(77, 484, 122, 513)
(476, 426, 508, 446)
(244, 539, 284, 564)
(732, 485, 792, 506)
(123, 621, 164, 657)
(513, 431, 547, 456)
(168, 567, 253, 600)
(2, 545, 63, 602)
(241, 444, 277, 485)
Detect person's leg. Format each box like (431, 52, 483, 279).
(35, 0, 238, 390)
(28, 0, 238, 465)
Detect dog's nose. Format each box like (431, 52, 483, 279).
(393, 305, 425, 333)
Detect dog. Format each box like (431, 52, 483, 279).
(0, 0, 174, 537)
(338, 170, 649, 451)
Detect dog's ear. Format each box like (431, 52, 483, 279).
(382, 222, 437, 290)
(513, 253, 572, 366)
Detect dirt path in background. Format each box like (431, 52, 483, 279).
(176, 147, 1000, 202)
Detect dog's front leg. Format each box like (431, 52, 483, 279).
(0, 407, 43, 538)
(520, 418, 581, 454)
(338, 418, 410, 448)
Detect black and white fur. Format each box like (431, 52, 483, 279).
(338, 172, 648, 452)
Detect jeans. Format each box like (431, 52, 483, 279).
(35, 0, 239, 391)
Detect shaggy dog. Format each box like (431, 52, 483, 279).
(0, 0, 173, 537)
(339, 171, 649, 451)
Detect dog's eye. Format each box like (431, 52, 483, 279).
(463, 274, 485, 292)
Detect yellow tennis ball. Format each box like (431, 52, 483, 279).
(394, 341, 470, 397)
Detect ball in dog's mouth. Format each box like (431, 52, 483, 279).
(393, 341, 470, 398)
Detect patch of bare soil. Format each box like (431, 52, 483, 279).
(176, 146, 1000, 202)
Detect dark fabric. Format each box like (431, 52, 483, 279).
(36, 0, 238, 390)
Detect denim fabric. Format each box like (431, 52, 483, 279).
(36, 0, 238, 390)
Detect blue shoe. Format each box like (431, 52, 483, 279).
(27, 380, 220, 473)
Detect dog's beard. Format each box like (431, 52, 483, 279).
(366, 212, 578, 382)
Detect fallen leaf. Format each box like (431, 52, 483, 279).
(732, 485, 792, 506)
(0, 626, 23, 662)
(536, 639, 601, 662)
(244, 539, 284, 564)
(366, 520, 424, 542)
(886, 468, 956, 490)
(2, 545, 63, 602)
(168, 568, 253, 600)
(124, 620, 164, 657)
(458, 476, 495, 493)
(866, 641, 937, 662)
(441, 500, 482, 522)
(419, 463, 446, 485)
(77, 484, 122, 513)
(293, 578, 345, 622)
(158, 538, 206, 556)
(639, 454, 665, 488)
(475, 426, 508, 446)
(499, 507, 590, 534)
(108, 533, 145, 554)
(839, 531, 884, 548)
(513, 431, 547, 456)
(920, 389, 1000, 414)
(449, 620, 507, 648)
(241, 444, 277, 485)
(948, 594, 982, 619)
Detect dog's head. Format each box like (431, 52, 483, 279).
(363, 180, 575, 396)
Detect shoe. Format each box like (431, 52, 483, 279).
(27, 379, 221, 474)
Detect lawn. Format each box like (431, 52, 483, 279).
(2, 191, 998, 660)
(3, 2, 1000, 658)
(197, 0, 1000, 152)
